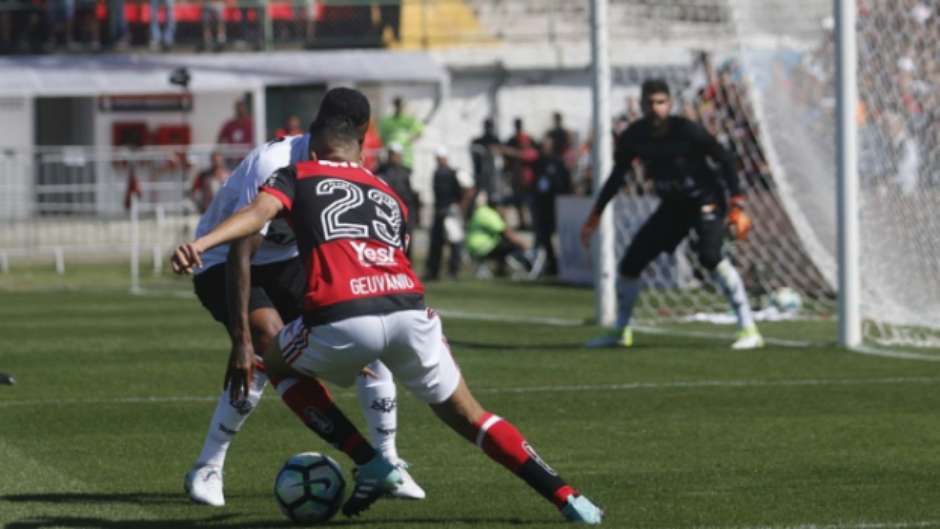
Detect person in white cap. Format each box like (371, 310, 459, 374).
(424, 146, 474, 281)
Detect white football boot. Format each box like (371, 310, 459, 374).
(561, 494, 604, 524)
(184, 464, 225, 507)
(387, 459, 426, 500)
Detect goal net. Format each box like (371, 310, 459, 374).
(598, 0, 940, 348)
(728, 0, 940, 347)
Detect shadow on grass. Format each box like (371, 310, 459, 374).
(3, 493, 553, 527)
(3, 515, 551, 528)
(2, 492, 192, 506)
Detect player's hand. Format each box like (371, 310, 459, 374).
(359, 366, 378, 379)
(580, 211, 601, 248)
(225, 339, 255, 403)
(727, 196, 752, 241)
(171, 242, 204, 274)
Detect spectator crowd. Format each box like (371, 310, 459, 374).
(0, 0, 403, 54)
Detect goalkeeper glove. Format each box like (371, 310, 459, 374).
(727, 195, 752, 241)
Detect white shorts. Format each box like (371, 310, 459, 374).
(277, 309, 461, 404)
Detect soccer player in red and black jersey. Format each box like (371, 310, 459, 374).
(172, 88, 603, 524)
(581, 79, 763, 350)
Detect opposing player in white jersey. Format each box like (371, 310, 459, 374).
(184, 130, 425, 506)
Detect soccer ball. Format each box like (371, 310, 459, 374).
(274, 452, 345, 524)
(770, 287, 802, 314)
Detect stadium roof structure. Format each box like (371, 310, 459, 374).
(0, 50, 449, 97)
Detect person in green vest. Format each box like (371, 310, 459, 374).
(466, 194, 533, 277)
(379, 97, 424, 169)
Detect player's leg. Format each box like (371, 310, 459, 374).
(186, 306, 276, 505)
(587, 202, 683, 348)
(693, 204, 763, 349)
(260, 256, 425, 499)
(264, 338, 376, 465)
(432, 380, 603, 524)
(384, 309, 602, 524)
(355, 362, 398, 460)
(187, 265, 274, 505)
(354, 361, 426, 499)
(263, 316, 405, 517)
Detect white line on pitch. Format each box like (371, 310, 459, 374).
(439, 309, 819, 347)
(2, 376, 939, 409)
(851, 345, 940, 362)
(632, 324, 818, 348)
(125, 298, 940, 361)
(441, 309, 940, 360)
(698, 521, 940, 529)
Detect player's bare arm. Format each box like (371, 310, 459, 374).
(224, 233, 263, 402)
(171, 193, 283, 274)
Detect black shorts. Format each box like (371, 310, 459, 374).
(193, 257, 306, 328)
(619, 198, 726, 277)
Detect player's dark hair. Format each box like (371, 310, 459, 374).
(308, 87, 371, 149)
(641, 79, 670, 99)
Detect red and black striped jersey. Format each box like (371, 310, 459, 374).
(260, 159, 424, 325)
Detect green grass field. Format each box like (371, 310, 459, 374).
(2, 267, 940, 529)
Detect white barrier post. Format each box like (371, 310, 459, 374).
(152, 245, 162, 276)
(53, 247, 65, 275)
(130, 194, 141, 294)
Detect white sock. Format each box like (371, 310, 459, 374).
(711, 259, 756, 330)
(355, 360, 399, 462)
(616, 277, 642, 329)
(195, 370, 268, 469)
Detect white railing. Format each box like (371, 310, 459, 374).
(0, 144, 251, 271)
(0, 141, 476, 274)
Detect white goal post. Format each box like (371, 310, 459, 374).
(834, 0, 861, 347)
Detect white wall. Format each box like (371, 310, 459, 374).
(88, 91, 246, 216)
(93, 91, 246, 150)
(0, 97, 33, 220)
(0, 97, 33, 149)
